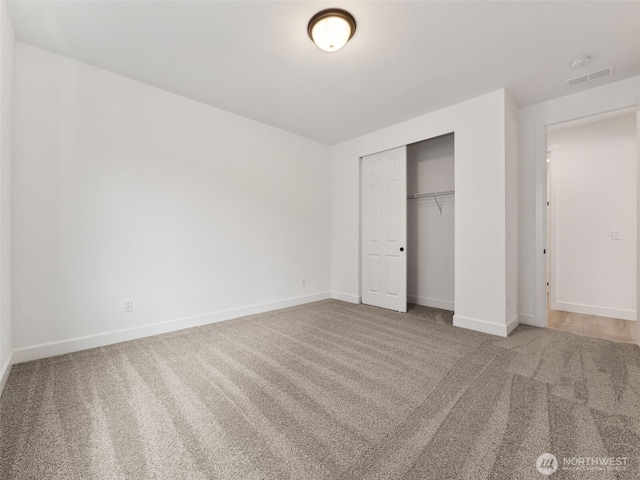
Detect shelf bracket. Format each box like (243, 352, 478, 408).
(434, 195, 442, 215)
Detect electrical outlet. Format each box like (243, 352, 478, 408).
(124, 300, 134, 313)
(301, 278, 306, 287)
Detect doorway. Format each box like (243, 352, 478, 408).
(545, 109, 637, 343)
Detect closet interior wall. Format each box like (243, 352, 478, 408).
(407, 133, 455, 311)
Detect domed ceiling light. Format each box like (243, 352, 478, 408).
(308, 9, 356, 53)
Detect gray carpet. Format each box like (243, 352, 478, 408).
(1, 299, 639, 479)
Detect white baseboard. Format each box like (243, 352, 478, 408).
(12, 291, 331, 365)
(554, 301, 636, 321)
(518, 313, 536, 326)
(0, 352, 13, 398)
(453, 314, 510, 337)
(407, 295, 454, 311)
(331, 291, 360, 304)
(506, 315, 519, 335)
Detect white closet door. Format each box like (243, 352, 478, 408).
(361, 146, 407, 312)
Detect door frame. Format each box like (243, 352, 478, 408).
(533, 104, 639, 329)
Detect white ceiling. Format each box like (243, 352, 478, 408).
(7, 1, 640, 145)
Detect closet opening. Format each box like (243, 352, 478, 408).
(407, 133, 455, 316)
(360, 132, 455, 317)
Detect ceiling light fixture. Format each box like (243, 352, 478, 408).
(308, 9, 356, 53)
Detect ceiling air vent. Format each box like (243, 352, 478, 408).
(566, 66, 614, 87)
(589, 67, 614, 80)
(567, 74, 588, 86)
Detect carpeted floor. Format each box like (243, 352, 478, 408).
(1, 299, 639, 479)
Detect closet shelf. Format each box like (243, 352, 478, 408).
(407, 190, 454, 215)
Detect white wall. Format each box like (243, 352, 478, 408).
(407, 134, 455, 310)
(331, 89, 515, 336)
(547, 113, 636, 320)
(12, 43, 331, 362)
(0, 0, 15, 394)
(637, 79, 640, 344)
(518, 77, 639, 327)
(637, 78, 640, 345)
(505, 91, 519, 326)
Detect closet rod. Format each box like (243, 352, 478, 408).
(407, 189, 454, 215)
(407, 189, 455, 200)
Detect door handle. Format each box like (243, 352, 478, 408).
(400, 247, 404, 252)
